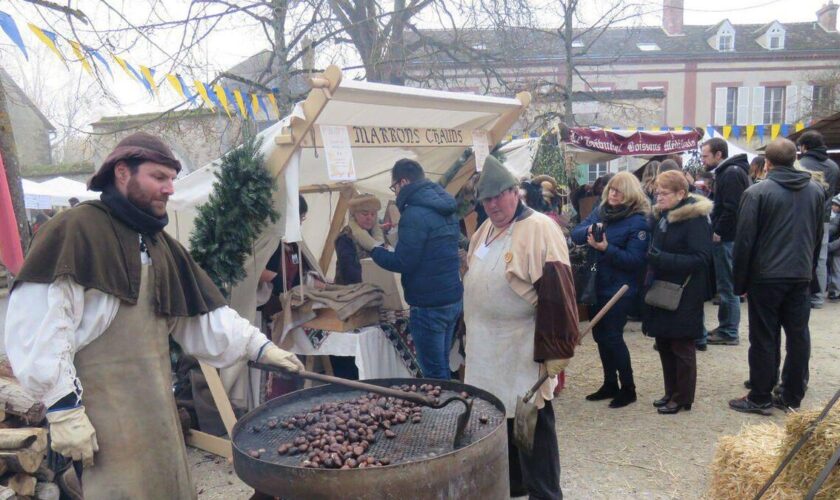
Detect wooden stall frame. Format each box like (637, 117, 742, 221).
(191, 66, 531, 459)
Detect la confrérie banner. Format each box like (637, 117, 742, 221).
(568, 128, 704, 156)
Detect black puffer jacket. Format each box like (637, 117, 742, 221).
(733, 165, 825, 295)
(799, 148, 840, 222)
(710, 153, 751, 241)
(643, 195, 714, 340)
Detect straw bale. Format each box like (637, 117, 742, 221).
(708, 423, 797, 500)
(776, 405, 840, 499)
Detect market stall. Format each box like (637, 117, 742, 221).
(165, 65, 530, 456)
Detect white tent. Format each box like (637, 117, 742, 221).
(165, 67, 529, 414)
(21, 176, 98, 208)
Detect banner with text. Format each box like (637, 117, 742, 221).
(568, 128, 703, 156)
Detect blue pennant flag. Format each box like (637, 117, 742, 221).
(83, 45, 111, 75)
(780, 124, 790, 137)
(661, 126, 670, 131)
(207, 85, 223, 111)
(223, 87, 238, 116)
(257, 95, 270, 120)
(0, 11, 27, 59)
(732, 125, 741, 138)
(756, 125, 765, 138)
(176, 74, 197, 105)
(706, 126, 715, 137)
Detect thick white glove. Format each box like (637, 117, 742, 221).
(46, 406, 99, 467)
(545, 359, 570, 377)
(260, 344, 305, 373)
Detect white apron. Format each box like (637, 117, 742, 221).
(463, 227, 556, 418)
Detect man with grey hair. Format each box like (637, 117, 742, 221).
(730, 138, 824, 414)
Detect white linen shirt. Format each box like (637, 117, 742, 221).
(4, 256, 270, 408)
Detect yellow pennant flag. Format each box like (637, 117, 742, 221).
(112, 54, 134, 80)
(68, 41, 93, 75)
(28, 24, 66, 65)
(213, 84, 232, 118)
(795, 122, 805, 132)
(722, 125, 732, 139)
(194, 81, 215, 110)
(166, 74, 186, 100)
(233, 89, 248, 118)
(250, 93, 261, 120)
(770, 124, 781, 140)
(745, 125, 755, 142)
(267, 94, 280, 119)
(139, 65, 158, 94)
(649, 126, 660, 132)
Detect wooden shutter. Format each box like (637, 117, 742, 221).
(784, 85, 798, 122)
(751, 87, 765, 124)
(736, 87, 750, 125)
(714, 87, 728, 125)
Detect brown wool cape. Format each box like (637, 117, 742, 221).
(467, 206, 580, 360)
(14, 201, 226, 317)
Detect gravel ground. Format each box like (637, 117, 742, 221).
(190, 300, 840, 499)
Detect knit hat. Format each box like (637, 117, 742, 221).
(348, 193, 382, 214)
(88, 132, 182, 191)
(475, 155, 517, 200)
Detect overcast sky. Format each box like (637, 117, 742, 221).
(0, 0, 835, 134)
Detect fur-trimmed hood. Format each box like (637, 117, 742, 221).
(654, 194, 713, 223)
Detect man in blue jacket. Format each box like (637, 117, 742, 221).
(371, 159, 464, 379)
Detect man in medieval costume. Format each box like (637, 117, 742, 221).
(463, 156, 579, 498)
(334, 193, 385, 285)
(4, 132, 303, 499)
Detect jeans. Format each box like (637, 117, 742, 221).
(590, 296, 634, 389)
(829, 247, 840, 295)
(747, 282, 811, 406)
(713, 241, 740, 339)
(409, 301, 462, 379)
(811, 223, 829, 305)
(696, 310, 708, 347)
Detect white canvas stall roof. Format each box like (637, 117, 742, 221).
(21, 177, 98, 207)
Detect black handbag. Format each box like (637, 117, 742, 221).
(574, 247, 598, 306)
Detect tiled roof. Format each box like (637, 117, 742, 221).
(409, 21, 840, 66)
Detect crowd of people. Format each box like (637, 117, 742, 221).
(3, 128, 836, 499)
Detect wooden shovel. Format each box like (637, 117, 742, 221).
(513, 284, 629, 455)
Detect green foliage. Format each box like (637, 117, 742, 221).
(189, 135, 278, 295)
(437, 146, 507, 189)
(531, 133, 569, 186)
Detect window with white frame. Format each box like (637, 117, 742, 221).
(813, 85, 833, 114)
(718, 33, 734, 51)
(588, 162, 609, 182)
(725, 87, 738, 125)
(769, 34, 782, 49)
(763, 87, 785, 123)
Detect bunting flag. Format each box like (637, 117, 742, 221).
(194, 80, 215, 109)
(267, 93, 280, 118)
(722, 125, 732, 139)
(233, 89, 249, 118)
(139, 65, 157, 94)
(780, 124, 790, 137)
(250, 93, 261, 120)
(756, 125, 765, 139)
(770, 123, 781, 140)
(207, 84, 223, 111)
(223, 87, 238, 116)
(706, 126, 715, 137)
(746, 125, 755, 142)
(795, 122, 805, 132)
(177, 74, 196, 105)
(166, 74, 186, 100)
(0, 11, 28, 59)
(213, 84, 232, 118)
(257, 94, 270, 120)
(28, 24, 65, 65)
(649, 126, 659, 131)
(84, 45, 111, 75)
(68, 41, 93, 75)
(113, 54, 147, 90)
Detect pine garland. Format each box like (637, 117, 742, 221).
(190, 135, 278, 295)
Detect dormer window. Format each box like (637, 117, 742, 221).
(756, 22, 785, 50)
(718, 33, 734, 51)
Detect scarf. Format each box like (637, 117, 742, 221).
(100, 184, 169, 235)
(804, 147, 829, 162)
(600, 202, 639, 222)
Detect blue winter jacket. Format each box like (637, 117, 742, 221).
(571, 206, 651, 298)
(371, 180, 463, 307)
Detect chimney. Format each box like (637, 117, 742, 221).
(817, 1, 838, 32)
(662, 0, 684, 36)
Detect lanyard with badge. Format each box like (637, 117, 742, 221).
(474, 221, 515, 260)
